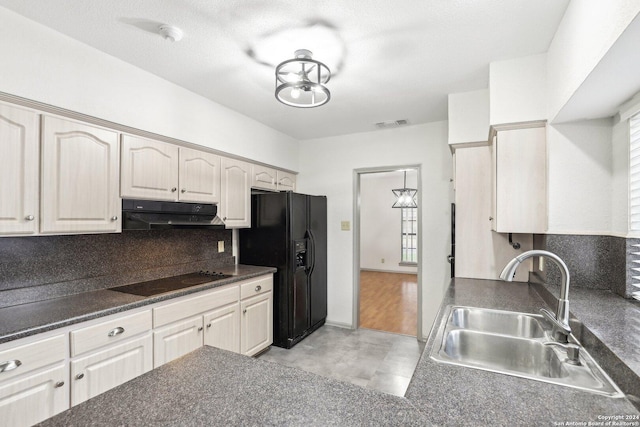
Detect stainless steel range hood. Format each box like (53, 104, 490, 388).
(122, 199, 225, 230)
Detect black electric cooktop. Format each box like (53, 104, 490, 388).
(110, 271, 232, 297)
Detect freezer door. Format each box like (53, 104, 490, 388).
(291, 267, 310, 338)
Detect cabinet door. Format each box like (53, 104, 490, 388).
(220, 157, 251, 228)
(0, 103, 39, 236)
(178, 147, 221, 203)
(276, 170, 296, 192)
(240, 292, 272, 356)
(203, 303, 240, 353)
(41, 116, 120, 234)
(153, 316, 203, 368)
(0, 364, 68, 427)
(494, 127, 547, 233)
(120, 134, 179, 201)
(70, 334, 152, 406)
(251, 164, 277, 191)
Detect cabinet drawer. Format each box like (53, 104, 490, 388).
(0, 335, 66, 382)
(240, 276, 273, 300)
(70, 310, 152, 357)
(153, 284, 239, 327)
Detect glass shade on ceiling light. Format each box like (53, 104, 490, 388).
(392, 171, 418, 208)
(275, 49, 331, 108)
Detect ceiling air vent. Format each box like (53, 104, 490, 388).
(375, 119, 409, 129)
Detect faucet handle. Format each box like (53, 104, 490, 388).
(544, 341, 581, 365)
(540, 308, 572, 341)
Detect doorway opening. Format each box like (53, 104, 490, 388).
(353, 166, 422, 339)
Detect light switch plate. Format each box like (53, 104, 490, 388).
(341, 221, 350, 231)
(218, 241, 225, 253)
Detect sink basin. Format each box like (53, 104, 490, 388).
(430, 306, 624, 397)
(450, 307, 546, 338)
(443, 330, 565, 378)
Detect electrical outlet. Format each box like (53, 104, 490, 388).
(381, 258, 385, 264)
(341, 221, 350, 231)
(218, 241, 225, 253)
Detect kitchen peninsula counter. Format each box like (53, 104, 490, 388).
(37, 277, 639, 426)
(0, 264, 275, 344)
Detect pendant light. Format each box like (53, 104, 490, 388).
(275, 49, 331, 108)
(392, 171, 417, 208)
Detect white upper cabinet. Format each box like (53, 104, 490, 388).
(251, 164, 277, 192)
(491, 126, 547, 233)
(41, 116, 120, 234)
(120, 134, 180, 201)
(178, 147, 220, 203)
(220, 157, 251, 228)
(121, 135, 220, 204)
(276, 170, 296, 192)
(0, 103, 39, 236)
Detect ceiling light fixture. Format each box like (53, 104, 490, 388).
(158, 25, 183, 42)
(275, 49, 331, 108)
(392, 171, 418, 208)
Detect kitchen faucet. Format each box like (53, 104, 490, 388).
(499, 250, 572, 343)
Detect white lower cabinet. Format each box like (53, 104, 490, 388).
(0, 364, 68, 427)
(70, 333, 153, 406)
(241, 291, 273, 356)
(153, 316, 204, 368)
(204, 303, 240, 353)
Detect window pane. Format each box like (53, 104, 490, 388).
(400, 208, 418, 263)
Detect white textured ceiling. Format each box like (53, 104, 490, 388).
(0, 0, 569, 140)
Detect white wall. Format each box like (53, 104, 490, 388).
(297, 122, 451, 338)
(360, 171, 418, 273)
(546, 119, 614, 234)
(489, 54, 547, 125)
(0, 6, 299, 171)
(547, 1, 640, 121)
(448, 89, 490, 144)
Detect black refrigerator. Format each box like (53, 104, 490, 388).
(239, 192, 327, 349)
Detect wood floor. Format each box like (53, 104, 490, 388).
(359, 271, 418, 336)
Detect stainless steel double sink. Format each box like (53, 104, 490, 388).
(430, 306, 623, 397)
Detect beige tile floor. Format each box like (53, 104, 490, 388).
(258, 325, 425, 397)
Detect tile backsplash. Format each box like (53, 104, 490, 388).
(533, 234, 634, 299)
(0, 229, 233, 308)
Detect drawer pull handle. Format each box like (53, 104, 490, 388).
(0, 360, 21, 373)
(198, 327, 204, 332)
(76, 373, 84, 380)
(111, 216, 118, 221)
(25, 215, 35, 221)
(55, 381, 65, 388)
(255, 285, 262, 292)
(108, 327, 125, 337)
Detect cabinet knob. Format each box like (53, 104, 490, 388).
(489, 216, 493, 221)
(25, 215, 35, 221)
(223, 217, 227, 221)
(243, 309, 247, 314)
(111, 216, 118, 221)
(75, 373, 84, 380)
(255, 285, 262, 292)
(181, 188, 186, 193)
(207, 323, 212, 328)
(171, 187, 177, 192)
(55, 381, 65, 388)
(0, 360, 21, 373)
(198, 326, 204, 332)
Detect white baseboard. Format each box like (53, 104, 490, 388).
(324, 320, 354, 330)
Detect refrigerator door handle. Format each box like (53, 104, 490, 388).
(307, 229, 316, 275)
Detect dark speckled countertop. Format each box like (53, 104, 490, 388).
(31, 276, 640, 426)
(0, 264, 275, 344)
(38, 346, 430, 427)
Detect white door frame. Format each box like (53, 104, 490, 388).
(352, 165, 423, 341)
